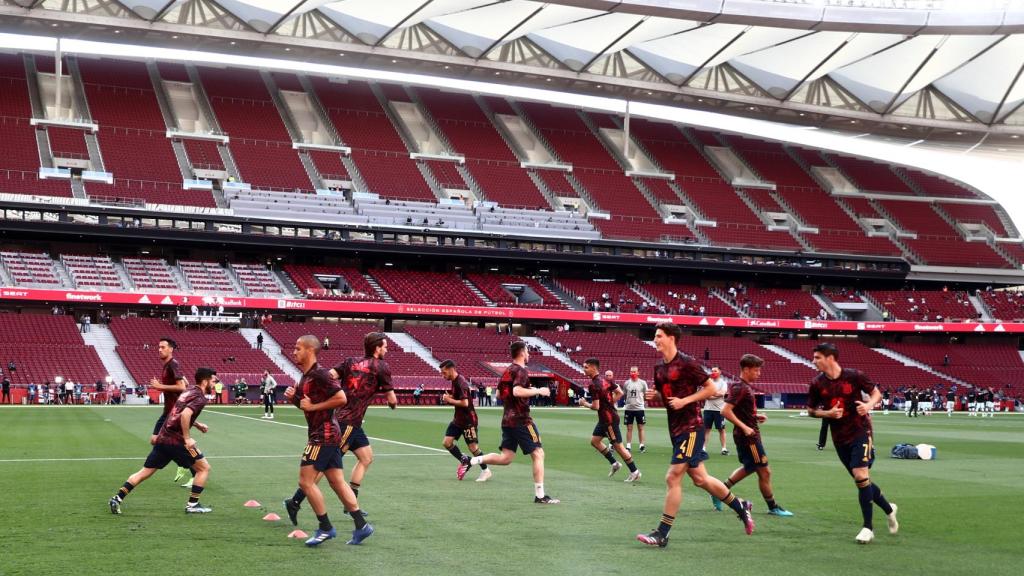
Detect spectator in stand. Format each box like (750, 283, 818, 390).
(7, 360, 15, 375)
(323, 336, 331, 351)
(82, 314, 91, 333)
(256, 332, 264, 350)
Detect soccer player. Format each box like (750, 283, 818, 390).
(882, 389, 891, 416)
(440, 360, 491, 482)
(467, 341, 558, 504)
(703, 366, 729, 456)
(146, 338, 192, 487)
(984, 387, 995, 418)
(808, 342, 898, 545)
(946, 387, 956, 417)
(636, 323, 754, 548)
(109, 367, 217, 515)
(579, 358, 640, 481)
(284, 332, 397, 523)
(967, 388, 977, 416)
(715, 354, 792, 517)
(623, 366, 648, 453)
(283, 335, 372, 547)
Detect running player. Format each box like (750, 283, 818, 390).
(283, 335, 372, 547)
(441, 360, 490, 482)
(636, 323, 754, 548)
(109, 367, 217, 515)
(808, 342, 898, 545)
(578, 358, 640, 482)
(467, 341, 558, 504)
(146, 338, 192, 487)
(285, 332, 397, 523)
(622, 366, 648, 453)
(714, 354, 792, 517)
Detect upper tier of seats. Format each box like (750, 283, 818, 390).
(0, 53, 1015, 269)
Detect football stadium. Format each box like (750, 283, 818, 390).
(0, 0, 1022, 574)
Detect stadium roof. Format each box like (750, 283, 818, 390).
(3, 1, 1024, 141)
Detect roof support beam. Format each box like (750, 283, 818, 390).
(680, 26, 745, 87)
(990, 59, 1024, 125)
(374, 0, 433, 47)
(478, 3, 545, 61)
(580, 17, 646, 72)
(268, 0, 309, 35)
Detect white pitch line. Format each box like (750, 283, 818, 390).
(205, 409, 448, 453)
(0, 453, 445, 464)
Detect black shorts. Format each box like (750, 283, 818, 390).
(301, 443, 343, 472)
(592, 421, 623, 444)
(703, 410, 725, 430)
(338, 425, 370, 454)
(499, 423, 542, 455)
(624, 410, 646, 426)
(736, 437, 769, 472)
(835, 433, 875, 472)
(670, 429, 708, 467)
(445, 422, 479, 444)
(152, 412, 169, 435)
(144, 443, 204, 470)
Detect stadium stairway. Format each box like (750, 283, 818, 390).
(520, 336, 584, 373)
(80, 324, 137, 389)
(871, 347, 968, 387)
(239, 328, 302, 382)
(812, 293, 847, 320)
(759, 344, 816, 369)
(385, 332, 442, 369)
(968, 293, 994, 322)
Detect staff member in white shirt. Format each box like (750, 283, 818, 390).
(622, 366, 649, 453)
(703, 367, 729, 456)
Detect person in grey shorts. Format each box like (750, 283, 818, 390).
(703, 367, 729, 456)
(623, 366, 648, 453)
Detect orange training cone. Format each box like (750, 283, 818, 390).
(244, 500, 262, 508)
(287, 530, 309, 539)
(263, 513, 281, 521)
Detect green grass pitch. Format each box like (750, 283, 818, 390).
(1, 405, 1021, 576)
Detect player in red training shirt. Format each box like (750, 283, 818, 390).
(716, 354, 792, 517)
(109, 367, 216, 515)
(468, 341, 558, 504)
(808, 342, 898, 545)
(284, 335, 373, 547)
(578, 357, 640, 482)
(285, 332, 396, 524)
(636, 323, 754, 548)
(443, 359, 491, 482)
